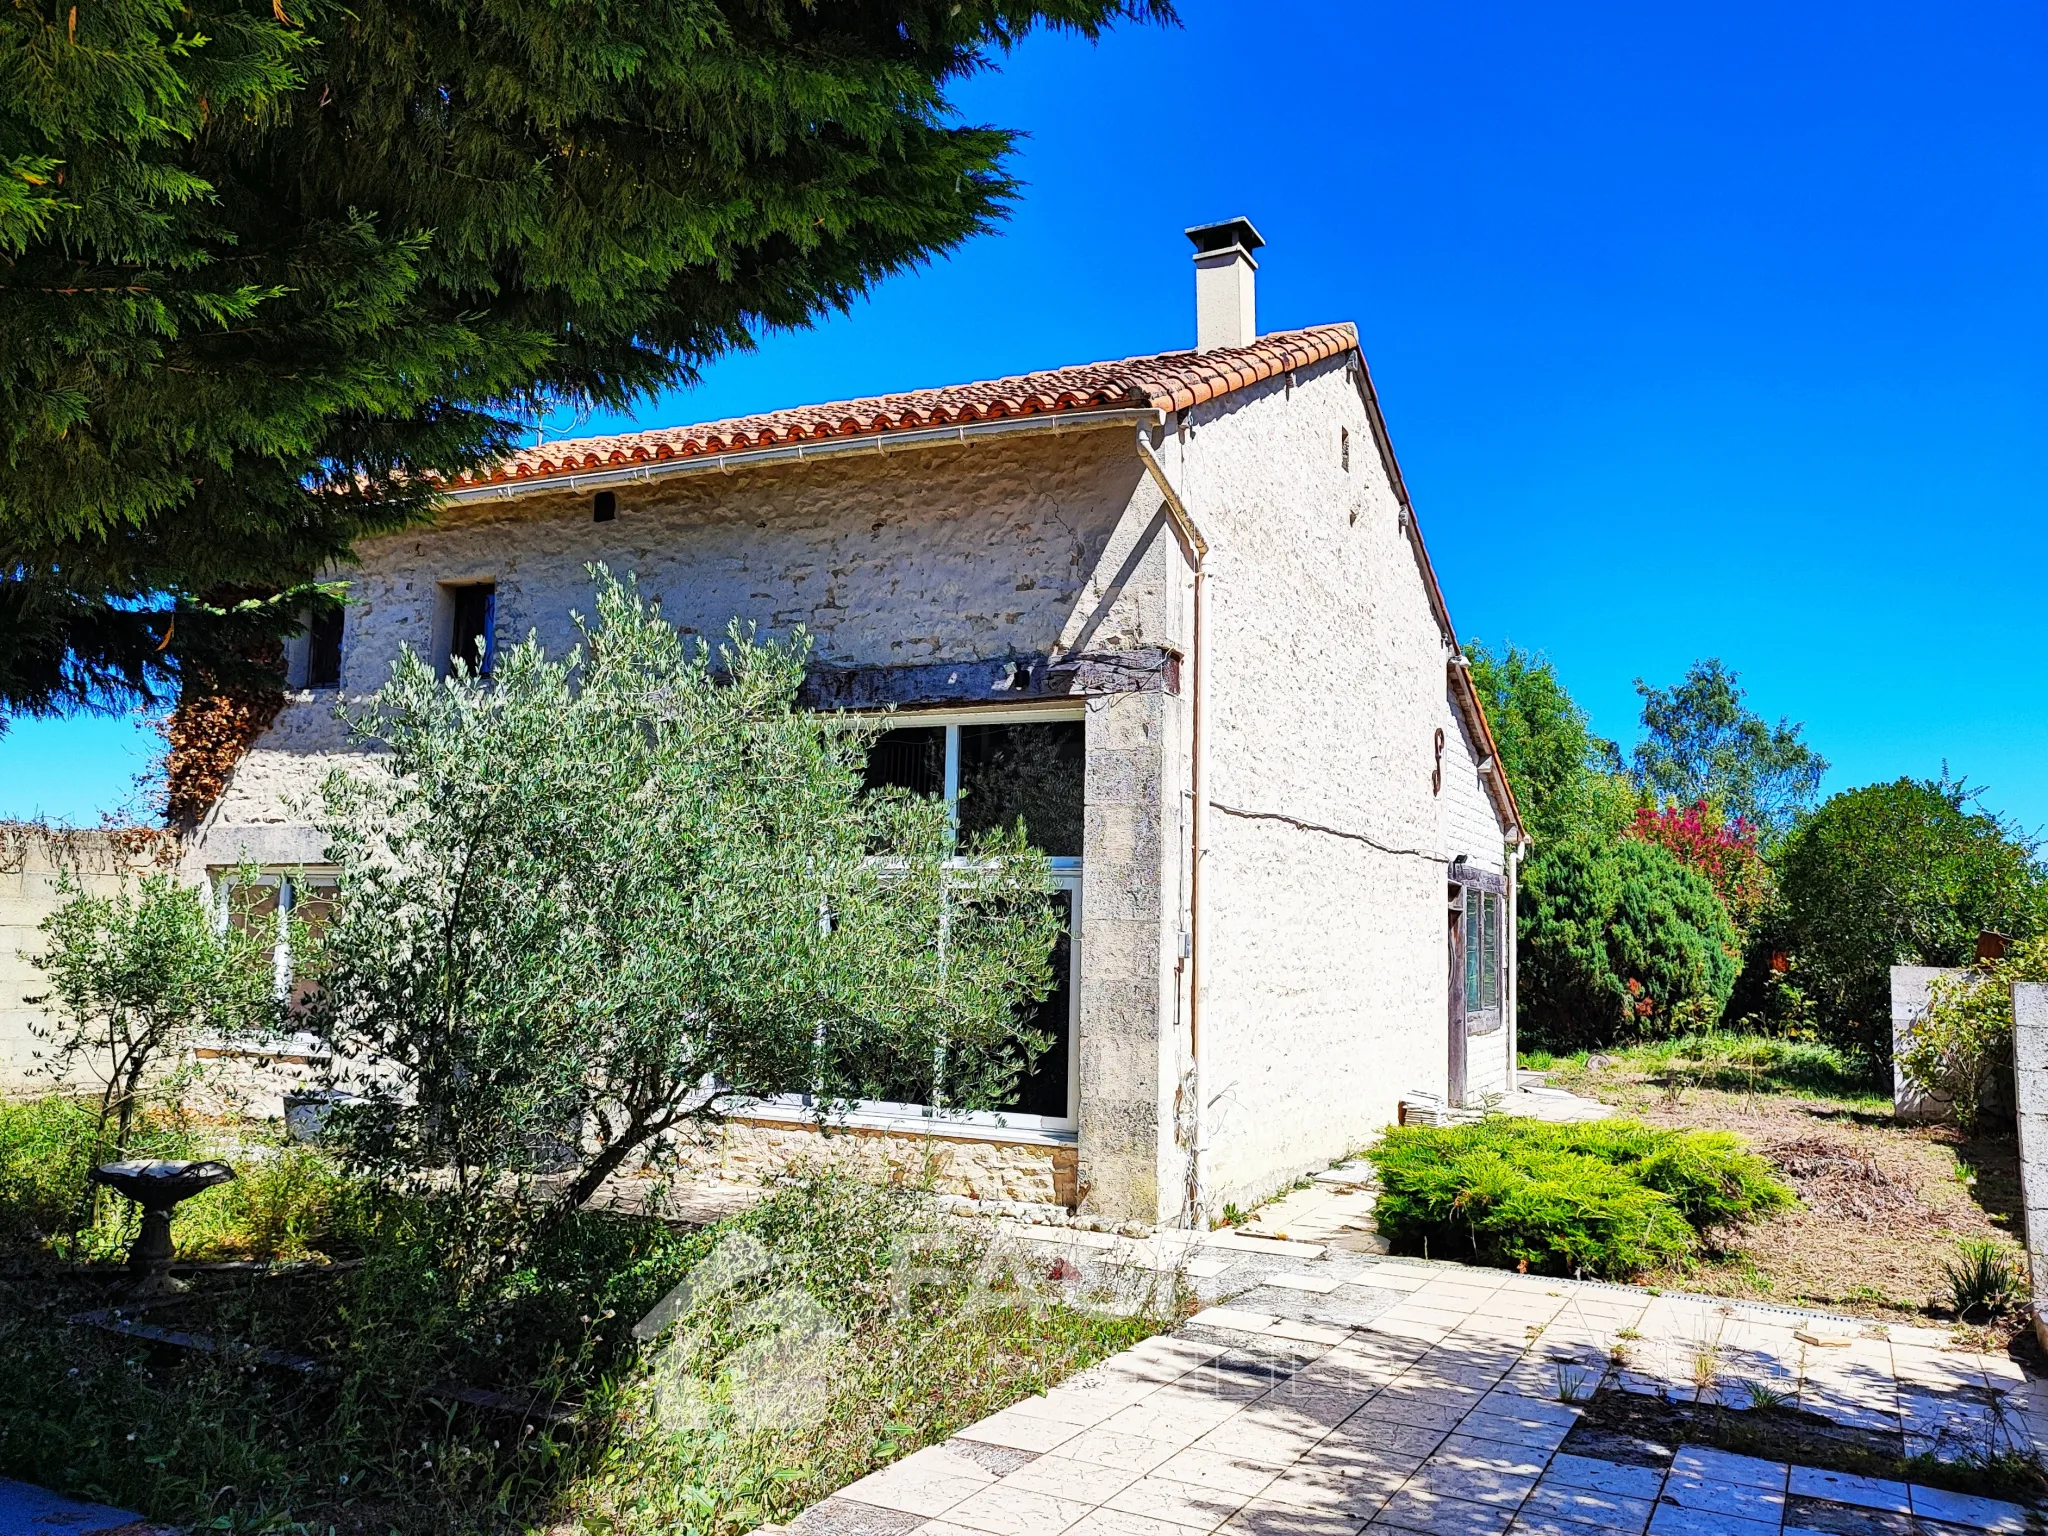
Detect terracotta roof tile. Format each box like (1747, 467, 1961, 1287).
(453, 323, 1359, 490)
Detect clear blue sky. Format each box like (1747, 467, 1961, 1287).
(5, 0, 2042, 833)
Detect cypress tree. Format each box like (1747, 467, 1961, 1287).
(1, 0, 1170, 723)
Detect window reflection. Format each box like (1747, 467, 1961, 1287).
(958, 721, 1084, 857)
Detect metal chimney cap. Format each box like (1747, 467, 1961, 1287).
(1185, 217, 1266, 255)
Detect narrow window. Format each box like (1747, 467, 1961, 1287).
(306, 606, 343, 690)
(1481, 892, 1500, 1011)
(1341, 427, 1351, 472)
(593, 490, 617, 523)
(448, 583, 496, 676)
(1464, 897, 1482, 1014)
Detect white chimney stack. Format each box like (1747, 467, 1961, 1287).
(1186, 217, 1265, 351)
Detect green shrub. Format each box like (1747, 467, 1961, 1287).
(0, 1096, 100, 1241)
(1897, 935, 2048, 1131)
(1775, 777, 2048, 1055)
(1520, 838, 1740, 1053)
(1367, 1117, 1792, 1280)
(1944, 1238, 2025, 1322)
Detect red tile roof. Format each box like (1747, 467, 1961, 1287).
(453, 323, 1359, 490)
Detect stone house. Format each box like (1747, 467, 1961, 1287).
(186, 220, 1527, 1227)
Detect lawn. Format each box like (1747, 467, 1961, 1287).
(0, 1096, 1179, 1536)
(1523, 1035, 2029, 1327)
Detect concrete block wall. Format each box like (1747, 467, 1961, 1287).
(675, 1115, 1079, 1209)
(1, 826, 178, 1092)
(2011, 983, 2048, 1352)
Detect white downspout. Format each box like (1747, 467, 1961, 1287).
(1135, 423, 1211, 1228)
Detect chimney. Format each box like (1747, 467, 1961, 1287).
(1185, 217, 1265, 351)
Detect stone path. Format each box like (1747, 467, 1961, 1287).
(781, 1255, 2048, 1536)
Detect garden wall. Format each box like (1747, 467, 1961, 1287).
(675, 1114, 1079, 1215)
(2011, 982, 2048, 1352)
(0, 825, 179, 1093)
(1891, 963, 2010, 1122)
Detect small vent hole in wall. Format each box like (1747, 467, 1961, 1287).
(1341, 427, 1350, 473)
(593, 490, 617, 523)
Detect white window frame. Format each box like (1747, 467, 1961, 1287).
(756, 704, 1085, 1138)
(202, 867, 338, 1061)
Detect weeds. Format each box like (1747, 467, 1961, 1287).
(1943, 1238, 2025, 1322)
(1, 1114, 1177, 1536)
(1739, 1378, 1793, 1411)
(1532, 1034, 1885, 1106)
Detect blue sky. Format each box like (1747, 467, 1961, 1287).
(5, 0, 2042, 833)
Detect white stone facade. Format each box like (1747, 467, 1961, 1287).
(186, 339, 1522, 1226)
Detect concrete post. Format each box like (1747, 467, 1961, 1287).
(2010, 982, 2048, 1353)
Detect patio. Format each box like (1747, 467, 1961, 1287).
(774, 1244, 2046, 1536)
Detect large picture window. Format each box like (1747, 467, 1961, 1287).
(786, 709, 1084, 1134)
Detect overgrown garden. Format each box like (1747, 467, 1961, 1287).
(0, 578, 1174, 1534)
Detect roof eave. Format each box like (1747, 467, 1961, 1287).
(437, 406, 1163, 506)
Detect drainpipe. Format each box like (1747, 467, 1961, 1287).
(1135, 423, 1210, 1228)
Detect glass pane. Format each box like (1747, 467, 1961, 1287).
(306, 607, 343, 689)
(1002, 889, 1073, 1118)
(224, 880, 281, 936)
(449, 585, 495, 675)
(1463, 898, 1480, 1012)
(1481, 893, 1500, 1010)
(862, 727, 945, 798)
(957, 721, 1084, 857)
(290, 882, 336, 954)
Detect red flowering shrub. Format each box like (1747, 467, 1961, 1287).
(1627, 801, 1771, 939)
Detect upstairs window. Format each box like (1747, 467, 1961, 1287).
(446, 583, 497, 677)
(306, 606, 343, 690)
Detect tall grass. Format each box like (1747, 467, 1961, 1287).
(1, 1104, 1177, 1536)
(1523, 1032, 1885, 1103)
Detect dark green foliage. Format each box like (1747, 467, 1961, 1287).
(1367, 1117, 1792, 1280)
(1774, 777, 2048, 1054)
(1631, 659, 1827, 846)
(1520, 837, 1740, 1052)
(1465, 642, 1628, 849)
(1, 0, 1171, 725)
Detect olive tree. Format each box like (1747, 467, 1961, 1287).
(305, 572, 1062, 1246)
(29, 872, 282, 1158)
